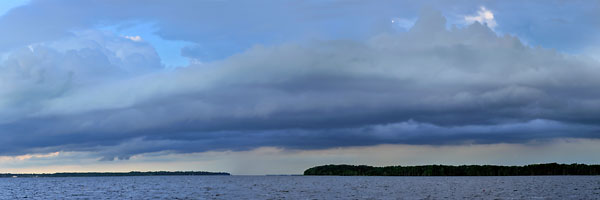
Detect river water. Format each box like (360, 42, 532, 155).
(0, 175, 598, 199)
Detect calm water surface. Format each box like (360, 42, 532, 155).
(0, 176, 598, 199)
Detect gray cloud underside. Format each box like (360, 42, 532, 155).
(1, 7, 600, 160)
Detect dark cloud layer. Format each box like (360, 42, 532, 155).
(1, 2, 600, 160)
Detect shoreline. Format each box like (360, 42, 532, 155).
(304, 163, 600, 176)
(0, 171, 230, 178)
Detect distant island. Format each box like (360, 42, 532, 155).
(304, 163, 600, 176)
(0, 171, 230, 178)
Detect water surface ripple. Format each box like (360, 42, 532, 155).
(0, 176, 598, 199)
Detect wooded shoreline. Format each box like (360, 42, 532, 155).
(304, 163, 600, 176)
(0, 171, 230, 178)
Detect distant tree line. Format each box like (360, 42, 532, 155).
(304, 163, 600, 176)
(0, 171, 230, 178)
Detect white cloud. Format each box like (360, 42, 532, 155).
(391, 17, 416, 30)
(0, 30, 162, 124)
(123, 35, 142, 42)
(464, 6, 497, 29)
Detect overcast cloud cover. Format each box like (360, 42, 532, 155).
(1, 0, 600, 162)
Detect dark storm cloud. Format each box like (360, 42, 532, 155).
(1, 2, 600, 159)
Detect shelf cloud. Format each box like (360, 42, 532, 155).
(1, 3, 599, 161)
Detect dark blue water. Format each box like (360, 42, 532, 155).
(0, 176, 598, 199)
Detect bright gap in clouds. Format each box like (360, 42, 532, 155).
(99, 22, 193, 68)
(2, 139, 600, 175)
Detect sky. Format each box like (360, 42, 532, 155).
(0, 0, 600, 175)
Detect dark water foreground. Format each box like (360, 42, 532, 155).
(1, 176, 599, 199)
